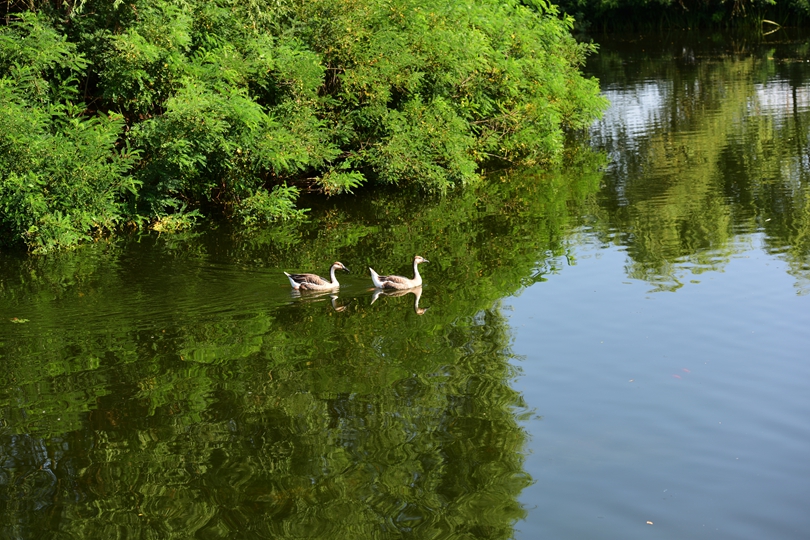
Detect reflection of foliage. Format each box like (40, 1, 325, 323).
(0, 299, 531, 538)
(587, 33, 810, 292)
(761, 184, 810, 295)
(0, 151, 604, 538)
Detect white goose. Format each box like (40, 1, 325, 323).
(369, 255, 429, 290)
(284, 261, 349, 291)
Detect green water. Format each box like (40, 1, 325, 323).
(1, 31, 810, 539)
(0, 165, 593, 538)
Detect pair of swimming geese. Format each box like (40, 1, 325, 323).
(284, 255, 428, 291)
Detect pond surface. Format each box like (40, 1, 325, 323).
(1, 31, 809, 539)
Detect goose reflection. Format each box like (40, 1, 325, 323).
(370, 285, 429, 315)
(290, 290, 351, 312)
(329, 294, 350, 312)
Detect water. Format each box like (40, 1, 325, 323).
(510, 237, 810, 539)
(511, 31, 810, 539)
(1, 31, 809, 539)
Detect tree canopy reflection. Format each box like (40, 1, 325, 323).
(0, 150, 604, 538)
(587, 32, 810, 293)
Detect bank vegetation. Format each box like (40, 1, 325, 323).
(0, 0, 607, 252)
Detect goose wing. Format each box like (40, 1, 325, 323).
(287, 272, 330, 286)
(378, 275, 412, 288)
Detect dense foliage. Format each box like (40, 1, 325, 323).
(0, 0, 607, 252)
(557, 0, 809, 31)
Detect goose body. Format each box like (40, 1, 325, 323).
(369, 255, 429, 290)
(284, 262, 349, 291)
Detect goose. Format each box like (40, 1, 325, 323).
(369, 255, 429, 290)
(284, 261, 349, 291)
(371, 285, 428, 315)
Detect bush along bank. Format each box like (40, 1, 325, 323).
(0, 0, 608, 252)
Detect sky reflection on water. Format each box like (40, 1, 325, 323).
(510, 235, 810, 539)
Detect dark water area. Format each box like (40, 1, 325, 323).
(1, 30, 810, 539)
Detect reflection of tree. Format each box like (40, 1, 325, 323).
(193, 304, 530, 539)
(0, 303, 530, 538)
(587, 34, 810, 291)
(0, 434, 63, 538)
(0, 153, 604, 537)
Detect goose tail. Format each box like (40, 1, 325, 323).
(369, 267, 383, 288)
(283, 272, 300, 290)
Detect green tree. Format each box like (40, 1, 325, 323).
(0, 0, 607, 252)
(0, 13, 138, 252)
(555, 0, 808, 30)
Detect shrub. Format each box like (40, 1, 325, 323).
(0, 13, 138, 252)
(0, 0, 608, 251)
